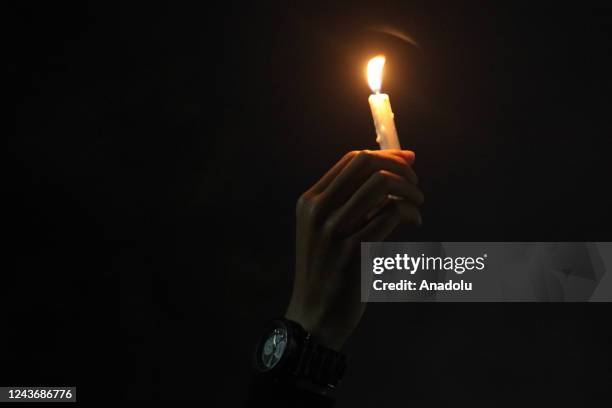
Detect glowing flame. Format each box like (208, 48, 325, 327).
(367, 55, 385, 93)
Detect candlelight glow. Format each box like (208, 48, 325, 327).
(367, 56, 386, 93)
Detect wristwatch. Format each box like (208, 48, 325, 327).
(254, 318, 347, 392)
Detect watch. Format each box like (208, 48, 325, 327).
(254, 318, 347, 391)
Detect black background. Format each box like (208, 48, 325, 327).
(7, 1, 612, 406)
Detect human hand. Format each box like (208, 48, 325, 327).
(285, 150, 424, 350)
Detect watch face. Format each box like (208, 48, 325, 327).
(260, 326, 288, 370)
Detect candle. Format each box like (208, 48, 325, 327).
(367, 56, 401, 150)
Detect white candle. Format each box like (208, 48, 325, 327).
(367, 56, 401, 150)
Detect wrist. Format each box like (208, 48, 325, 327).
(284, 306, 346, 352)
(254, 318, 347, 393)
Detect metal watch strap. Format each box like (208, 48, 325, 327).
(292, 333, 347, 388)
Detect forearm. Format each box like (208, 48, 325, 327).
(246, 374, 335, 408)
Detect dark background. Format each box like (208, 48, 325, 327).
(7, 1, 612, 406)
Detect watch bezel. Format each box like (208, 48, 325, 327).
(254, 318, 306, 375)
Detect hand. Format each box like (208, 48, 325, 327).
(285, 150, 424, 350)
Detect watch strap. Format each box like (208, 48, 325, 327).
(293, 334, 347, 388)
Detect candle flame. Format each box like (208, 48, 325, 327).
(367, 55, 385, 93)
